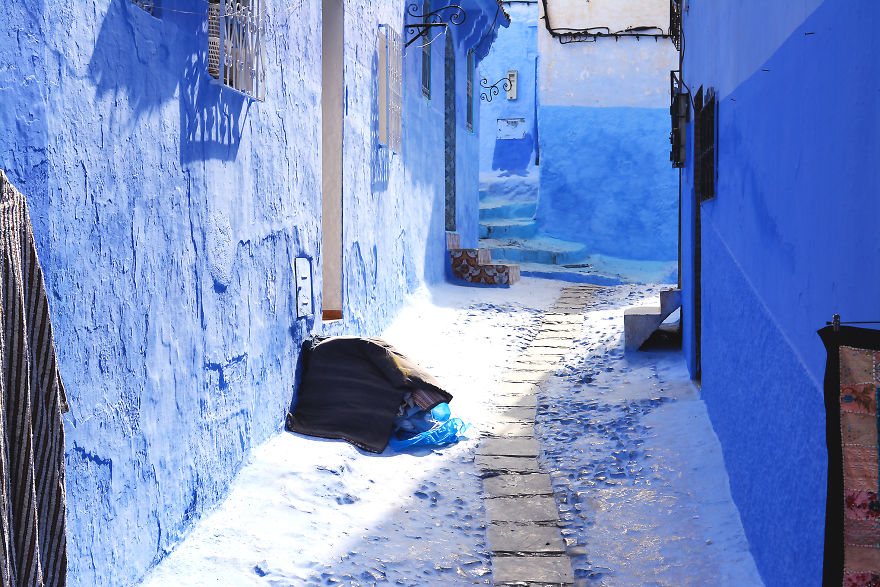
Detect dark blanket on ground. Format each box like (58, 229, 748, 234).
(286, 336, 452, 453)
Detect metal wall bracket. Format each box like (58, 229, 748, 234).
(480, 76, 511, 102)
(404, 4, 467, 48)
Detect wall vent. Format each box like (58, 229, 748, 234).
(207, 0, 266, 101)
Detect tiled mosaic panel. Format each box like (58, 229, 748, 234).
(449, 249, 519, 286)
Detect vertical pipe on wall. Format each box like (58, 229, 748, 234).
(321, 0, 344, 320)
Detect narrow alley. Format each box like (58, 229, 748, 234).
(141, 279, 760, 586)
(1, 0, 875, 584)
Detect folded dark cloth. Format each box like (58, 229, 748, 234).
(286, 336, 451, 453)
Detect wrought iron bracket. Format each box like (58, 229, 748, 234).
(480, 76, 511, 102)
(404, 4, 467, 48)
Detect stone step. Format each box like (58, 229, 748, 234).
(479, 200, 538, 221)
(623, 306, 664, 351)
(493, 556, 573, 585)
(449, 248, 521, 286)
(660, 287, 682, 317)
(481, 236, 588, 266)
(623, 288, 683, 351)
(479, 218, 538, 240)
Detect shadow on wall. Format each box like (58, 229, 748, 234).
(87, 0, 249, 164)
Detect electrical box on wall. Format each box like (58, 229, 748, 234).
(507, 70, 518, 100)
(294, 258, 313, 318)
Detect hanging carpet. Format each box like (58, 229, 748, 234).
(820, 324, 880, 586)
(286, 336, 452, 454)
(0, 170, 69, 587)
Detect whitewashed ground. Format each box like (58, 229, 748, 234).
(139, 279, 762, 586)
(536, 285, 763, 586)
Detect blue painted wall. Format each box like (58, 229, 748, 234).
(537, 106, 677, 260)
(681, 1, 879, 584)
(535, 2, 680, 263)
(478, 2, 539, 180)
(0, 0, 504, 584)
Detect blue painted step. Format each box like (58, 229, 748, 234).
(479, 219, 538, 240)
(479, 200, 538, 221)
(480, 236, 588, 265)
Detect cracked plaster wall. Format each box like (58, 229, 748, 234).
(0, 0, 498, 584)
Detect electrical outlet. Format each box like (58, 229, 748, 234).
(294, 257, 313, 318)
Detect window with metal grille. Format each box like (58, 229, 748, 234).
(693, 86, 717, 201)
(421, 0, 432, 98)
(130, 0, 155, 14)
(207, 0, 267, 101)
(466, 50, 474, 132)
(669, 0, 683, 51)
(670, 70, 688, 168)
(378, 24, 403, 153)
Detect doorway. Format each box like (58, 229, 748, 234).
(322, 0, 343, 321)
(444, 33, 456, 232)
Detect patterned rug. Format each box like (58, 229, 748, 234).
(821, 325, 880, 586)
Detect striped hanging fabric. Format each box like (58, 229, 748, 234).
(0, 170, 69, 587)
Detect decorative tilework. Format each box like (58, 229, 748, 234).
(449, 249, 520, 286)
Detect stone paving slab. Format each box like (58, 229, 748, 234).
(496, 406, 537, 421)
(503, 371, 547, 383)
(499, 382, 539, 395)
(532, 334, 574, 341)
(493, 555, 574, 584)
(478, 438, 540, 457)
(540, 324, 581, 333)
(485, 496, 559, 522)
(527, 340, 571, 349)
(483, 473, 553, 497)
(508, 361, 552, 373)
(485, 421, 534, 437)
(542, 316, 583, 324)
(476, 455, 542, 472)
(492, 395, 538, 408)
(519, 354, 566, 363)
(488, 523, 565, 554)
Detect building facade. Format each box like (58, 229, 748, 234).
(679, 0, 879, 584)
(0, 1, 506, 584)
(478, 0, 679, 277)
(536, 0, 679, 263)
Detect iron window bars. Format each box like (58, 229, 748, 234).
(670, 70, 688, 168)
(694, 86, 716, 201)
(208, 0, 267, 101)
(130, 0, 154, 14)
(670, 0, 683, 51)
(378, 24, 403, 153)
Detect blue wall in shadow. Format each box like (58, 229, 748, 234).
(681, 1, 880, 583)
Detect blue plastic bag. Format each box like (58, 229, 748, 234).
(388, 403, 470, 451)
